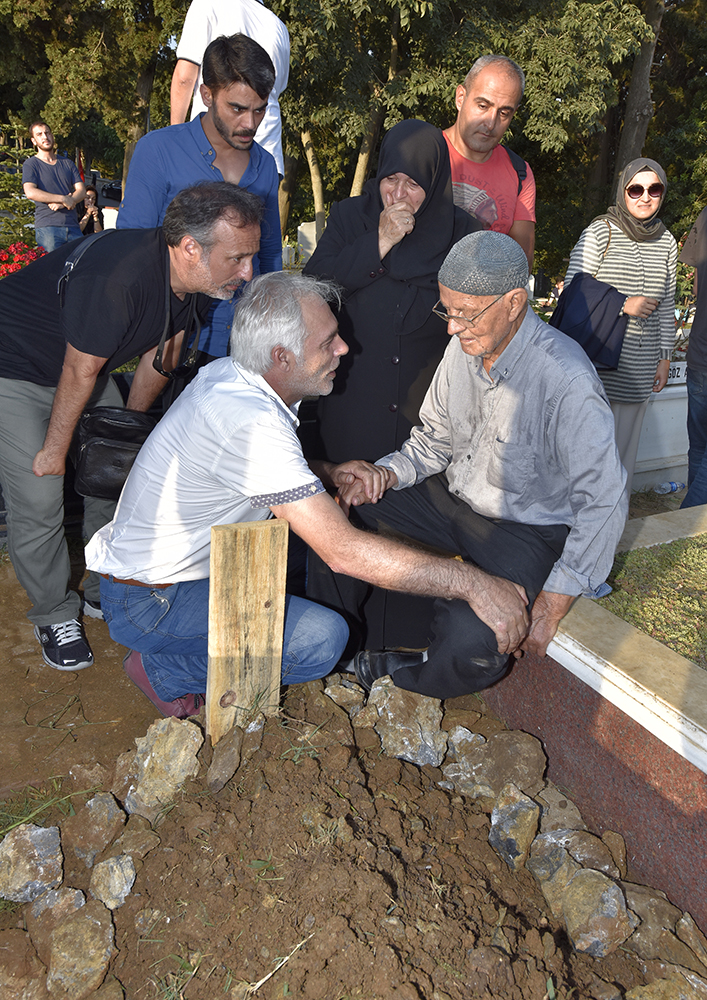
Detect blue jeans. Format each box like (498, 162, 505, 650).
(34, 225, 83, 252)
(681, 367, 707, 509)
(99, 576, 349, 700)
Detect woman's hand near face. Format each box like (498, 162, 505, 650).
(623, 295, 659, 319)
(378, 200, 416, 260)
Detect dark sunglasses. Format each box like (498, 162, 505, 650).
(626, 182, 664, 199)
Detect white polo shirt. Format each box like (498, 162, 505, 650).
(176, 0, 290, 175)
(85, 358, 324, 584)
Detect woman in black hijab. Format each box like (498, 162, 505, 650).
(564, 157, 677, 493)
(303, 119, 479, 464)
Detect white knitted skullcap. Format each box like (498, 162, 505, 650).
(438, 231, 529, 295)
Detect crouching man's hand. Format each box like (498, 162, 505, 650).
(517, 590, 575, 659)
(33, 448, 65, 477)
(331, 461, 398, 512)
(468, 572, 529, 655)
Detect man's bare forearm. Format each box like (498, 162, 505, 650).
(33, 346, 107, 476)
(329, 524, 529, 655)
(273, 493, 529, 653)
(126, 347, 168, 412)
(170, 60, 199, 124)
(23, 183, 82, 208)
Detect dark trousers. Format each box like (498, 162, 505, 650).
(307, 474, 568, 699)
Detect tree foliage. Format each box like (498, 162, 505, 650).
(0, 0, 706, 276)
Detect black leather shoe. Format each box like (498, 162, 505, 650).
(353, 649, 426, 691)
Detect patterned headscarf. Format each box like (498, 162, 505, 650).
(438, 231, 528, 295)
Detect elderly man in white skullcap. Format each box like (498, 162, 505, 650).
(308, 230, 628, 698)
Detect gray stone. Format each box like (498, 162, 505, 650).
(535, 782, 586, 833)
(626, 926, 707, 977)
(446, 726, 485, 759)
(622, 882, 707, 976)
(47, 899, 115, 999)
(526, 835, 580, 920)
(324, 674, 366, 716)
(540, 828, 620, 878)
(488, 782, 539, 870)
(125, 717, 203, 823)
(602, 830, 628, 879)
(0, 927, 49, 999)
(110, 815, 160, 861)
(25, 887, 86, 967)
(93, 976, 125, 999)
(61, 792, 126, 868)
(626, 973, 707, 999)
(588, 974, 623, 1000)
(110, 751, 138, 805)
(0, 824, 62, 903)
(89, 855, 136, 910)
(134, 907, 162, 936)
(241, 713, 266, 764)
(622, 882, 706, 971)
(206, 724, 244, 794)
(442, 730, 546, 802)
(623, 882, 682, 931)
(364, 677, 448, 767)
(677, 914, 707, 974)
(562, 868, 636, 957)
(67, 762, 110, 793)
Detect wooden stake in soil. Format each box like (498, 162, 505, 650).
(207, 520, 288, 743)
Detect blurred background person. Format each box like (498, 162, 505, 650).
(77, 185, 104, 235)
(22, 121, 84, 251)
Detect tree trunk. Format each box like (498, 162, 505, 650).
(301, 130, 326, 240)
(349, 108, 386, 198)
(121, 59, 157, 186)
(278, 154, 299, 237)
(349, 8, 401, 197)
(585, 105, 620, 217)
(613, 0, 666, 187)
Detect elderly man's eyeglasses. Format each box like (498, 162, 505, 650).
(431, 292, 505, 329)
(626, 182, 664, 199)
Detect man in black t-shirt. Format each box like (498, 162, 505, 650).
(0, 182, 262, 671)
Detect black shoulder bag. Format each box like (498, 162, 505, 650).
(62, 232, 158, 501)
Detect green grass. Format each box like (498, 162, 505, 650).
(598, 534, 707, 669)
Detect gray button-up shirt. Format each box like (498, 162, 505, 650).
(377, 308, 628, 597)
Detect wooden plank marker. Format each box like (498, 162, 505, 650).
(207, 520, 289, 744)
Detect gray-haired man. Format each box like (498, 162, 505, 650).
(308, 231, 628, 698)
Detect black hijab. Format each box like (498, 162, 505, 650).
(355, 119, 478, 333)
(594, 157, 668, 243)
(361, 119, 476, 281)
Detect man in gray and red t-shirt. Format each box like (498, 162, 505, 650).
(444, 55, 536, 269)
(22, 121, 85, 252)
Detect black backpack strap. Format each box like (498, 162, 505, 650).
(503, 146, 528, 196)
(57, 229, 113, 306)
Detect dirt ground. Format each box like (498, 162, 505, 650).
(0, 495, 680, 996)
(2, 681, 655, 999)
